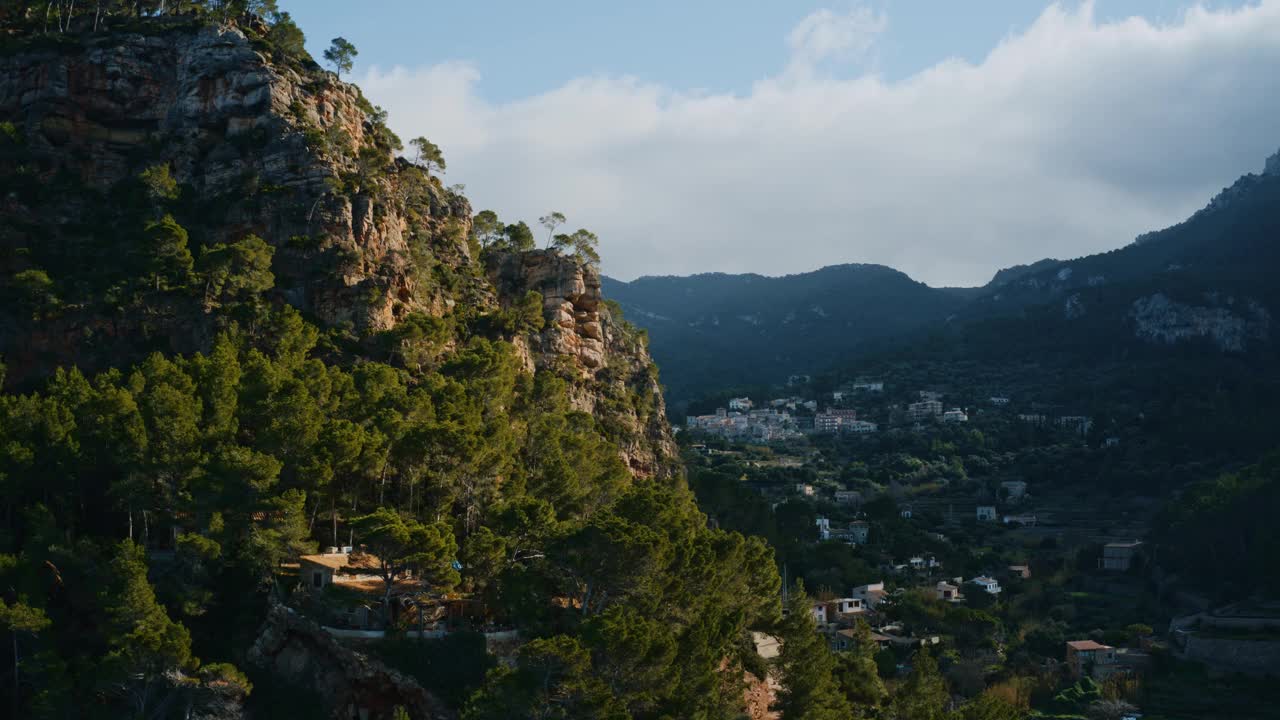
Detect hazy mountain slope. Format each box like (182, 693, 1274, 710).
(603, 263, 967, 405)
(612, 149, 1280, 412)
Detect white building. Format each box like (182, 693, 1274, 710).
(728, 397, 753, 411)
(851, 582, 888, 609)
(941, 408, 969, 423)
(908, 400, 943, 421)
(935, 581, 962, 602)
(969, 576, 1002, 595)
(845, 420, 879, 434)
(853, 380, 885, 392)
(989, 397, 1010, 406)
(976, 505, 997, 521)
(815, 516, 831, 540)
(834, 597, 867, 616)
(813, 413, 842, 434)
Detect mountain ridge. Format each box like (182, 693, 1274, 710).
(609, 146, 1280, 408)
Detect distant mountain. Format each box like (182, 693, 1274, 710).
(957, 153, 1280, 352)
(613, 148, 1280, 412)
(602, 264, 967, 407)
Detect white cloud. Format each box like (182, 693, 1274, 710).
(785, 6, 888, 78)
(358, 1, 1280, 286)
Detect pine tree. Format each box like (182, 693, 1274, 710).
(888, 648, 950, 720)
(775, 582, 855, 719)
(836, 618, 888, 716)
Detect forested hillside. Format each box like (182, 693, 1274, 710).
(0, 5, 780, 718)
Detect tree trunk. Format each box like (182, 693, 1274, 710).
(330, 498, 338, 548)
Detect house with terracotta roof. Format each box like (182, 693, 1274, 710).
(1066, 640, 1117, 678)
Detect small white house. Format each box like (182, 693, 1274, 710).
(969, 576, 1002, 595)
(835, 597, 866, 615)
(935, 581, 962, 602)
(851, 582, 888, 609)
(989, 397, 1010, 406)
(976, 505, 997, 522)
(815, 517, 831, 541)
(728, 397, 753, 411)
(942, 408, 969, 423)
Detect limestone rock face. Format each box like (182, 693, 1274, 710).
(0, 18, 676, 479)
(0, 20, 477, 352)
(488, 250, 678, 477)
(249, 603, 450, 720)
(1131, 292, 1270, 352)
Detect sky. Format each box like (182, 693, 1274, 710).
(280, 1, 1280, 287)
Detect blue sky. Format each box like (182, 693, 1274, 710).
(283, 1, 1246, 101)
(275, 1, 1279, 286)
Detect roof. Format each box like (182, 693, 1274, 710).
(299, 552, 381, 571)
(1104, 541, 1143, 549)
(1067, 640, 1112, 651)
(837, 628, 894, 642)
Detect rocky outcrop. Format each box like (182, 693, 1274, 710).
(489, 250, 606, 373)
(249, 602, 450, 720)
(1130, 292, 1270, 352)
(489, 250, 679, 477)
(1264, 147, 1280, 177)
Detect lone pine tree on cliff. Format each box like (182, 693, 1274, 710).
(324, 36, 357, 77)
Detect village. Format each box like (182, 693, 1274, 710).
(680, 373, 1280, 718)
(683, 382, 1102, 445)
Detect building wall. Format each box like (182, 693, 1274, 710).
(1182, 636, 1280, 676)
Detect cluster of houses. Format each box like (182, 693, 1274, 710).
(800, 582, 943, 653)
(685, 396, 877, 440)
(798, 572, 1022, 654)
(685, 404, 806, 441)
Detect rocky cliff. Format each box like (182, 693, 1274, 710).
(0, 16, 675, 475)
(1, 20, 481, 351)
(489, 250, 677, 476)
(249, 603, 450, 720)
